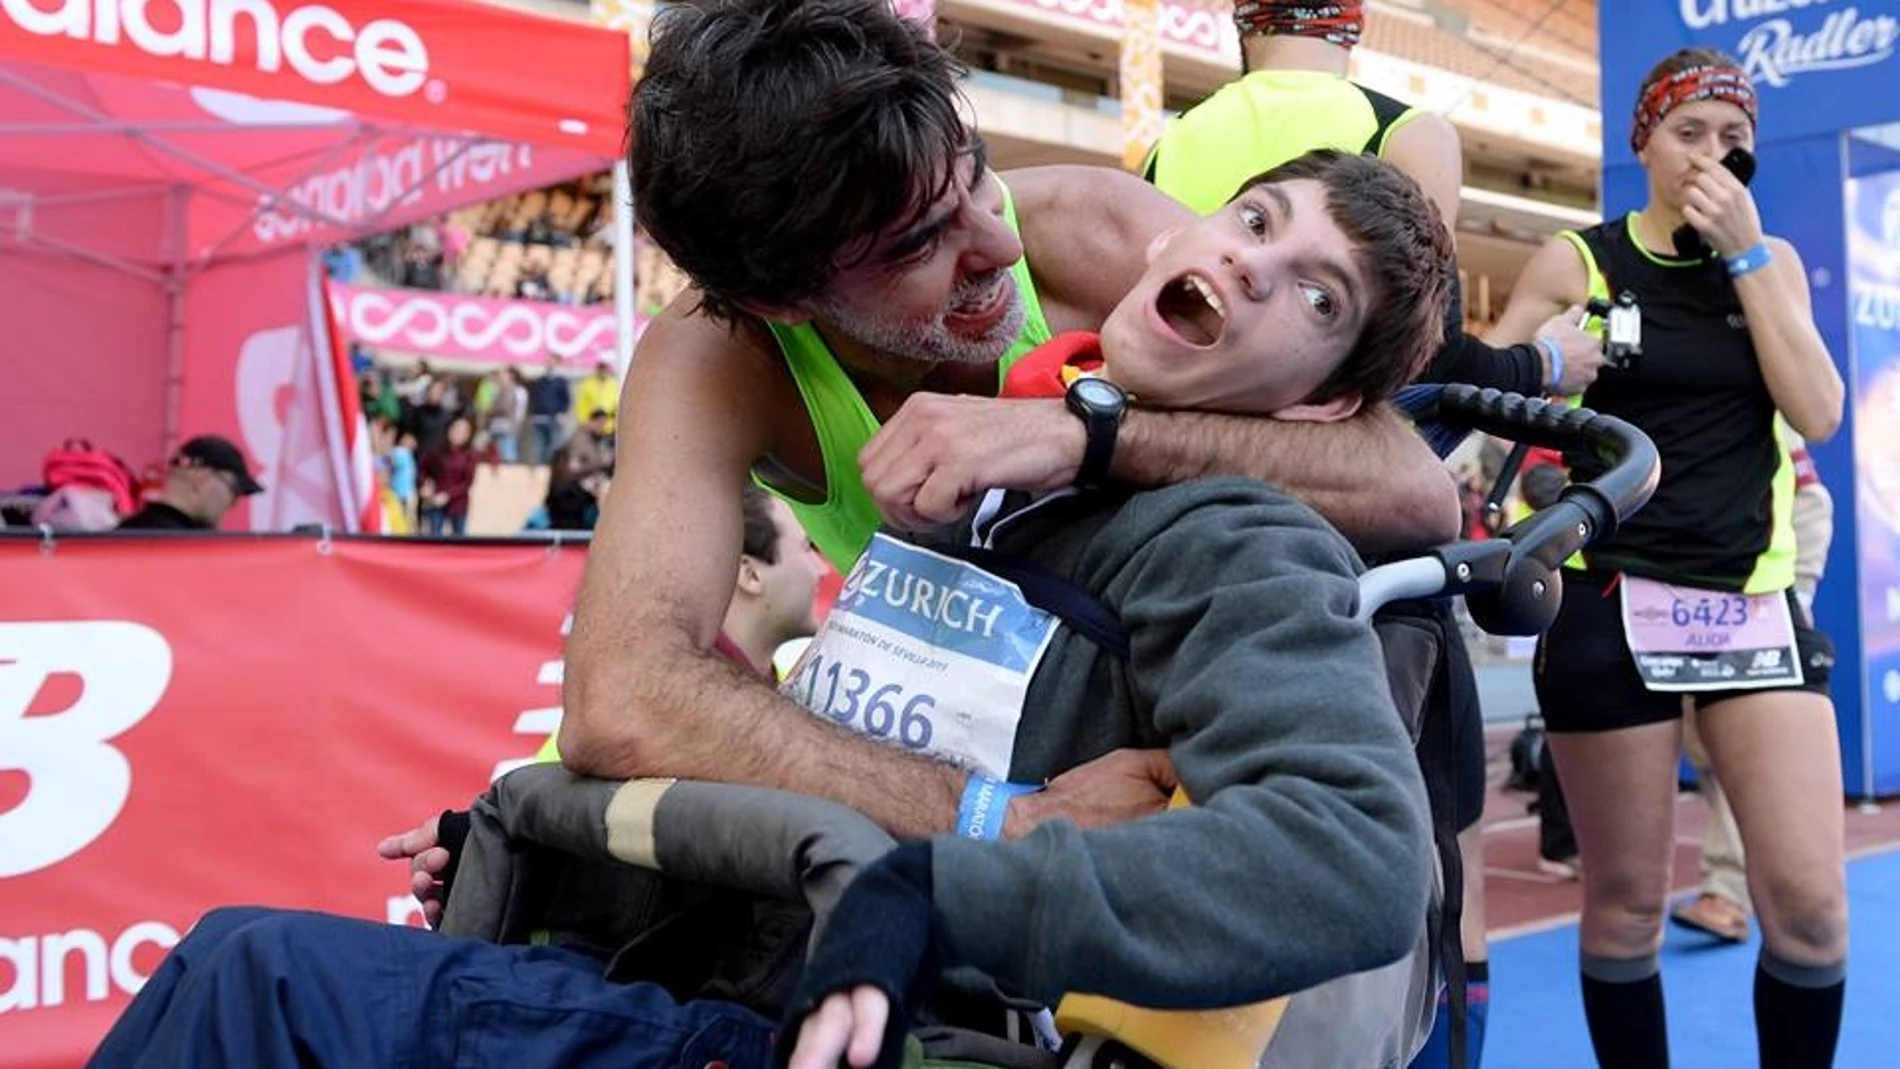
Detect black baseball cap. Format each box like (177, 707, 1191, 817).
(176, 435, 264, 496)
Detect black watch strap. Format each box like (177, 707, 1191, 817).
(1077, 416, 1117, 488)
(1067, 378, 1126, 489)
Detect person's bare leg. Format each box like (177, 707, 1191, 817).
(1671, 708, 1750, 941)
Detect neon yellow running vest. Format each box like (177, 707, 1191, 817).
(760, 182, 1053, 570)
(1147, 69, 1423, 215)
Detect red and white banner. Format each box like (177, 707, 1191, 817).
(0, 0, 631, 157)
(327, 281, 640, 367)
(179, 252, 354, 533)
(0, 535, 588, 1068)
(318, 276, 381, 533)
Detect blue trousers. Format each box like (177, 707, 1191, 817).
(87, 907, 778, 1069)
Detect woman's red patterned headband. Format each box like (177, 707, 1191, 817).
(1631, 64, 1758, 153)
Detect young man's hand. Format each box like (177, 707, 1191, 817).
(860, 395, 1084, 529)
(376, 814, 451, 927)
(787, 986, 891, 1069)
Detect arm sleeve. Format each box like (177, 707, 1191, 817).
(930, 492, 1432, 1009)
(1420, 332, 1546, 395)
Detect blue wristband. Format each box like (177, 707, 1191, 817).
(1726, 242, 1773, 278)
(1535, 337, 1564, 393)
(956, 776, 1040, 841)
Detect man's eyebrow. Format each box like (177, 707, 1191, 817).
(880, 142, 984, 264)
(882, 211, 952, 263)
(1272, 186, 1361, 322)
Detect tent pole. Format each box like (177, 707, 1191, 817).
(612, 159, 636, 385)
(162, 185, 190, 457)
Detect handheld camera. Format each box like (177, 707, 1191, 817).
(1583, 292, 1643, 371)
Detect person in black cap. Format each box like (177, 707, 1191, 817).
(118, 435, 264, 531)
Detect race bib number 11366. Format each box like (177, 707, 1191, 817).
(781, 535, 1058, 779)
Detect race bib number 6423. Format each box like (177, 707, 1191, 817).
(1619, 576, 1802, 692)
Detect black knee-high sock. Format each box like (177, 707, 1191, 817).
(1579, 952, 1668, 1069)
(1755, 950, 1845, 1069)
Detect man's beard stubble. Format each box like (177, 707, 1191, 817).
(816, 271, 1026, 367)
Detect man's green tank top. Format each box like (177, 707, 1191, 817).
(760, 182, 1052, 570)
(1147, 69, 1424, 215)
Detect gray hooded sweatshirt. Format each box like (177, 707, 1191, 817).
(923, 476, 1433, 1011)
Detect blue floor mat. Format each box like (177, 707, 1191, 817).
(1484, 847, 1900, 1068)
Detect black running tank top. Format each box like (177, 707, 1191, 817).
(1562, 214, 1794, 592)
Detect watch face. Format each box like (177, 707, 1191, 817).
(1072, 377, 1124, 410)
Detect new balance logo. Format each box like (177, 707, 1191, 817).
(1, 0, 433, 98)
(0, 622, 172, 878)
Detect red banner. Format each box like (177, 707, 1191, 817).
(0, 535, 587, 1068)
(0, 0, 631, 157)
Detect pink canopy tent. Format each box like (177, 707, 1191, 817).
(0, 0, 631, 530)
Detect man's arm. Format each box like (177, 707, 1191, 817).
(860, 394, 1460, 553)
(1112, 403, 1462, 553)
(557, 303, 969, 838)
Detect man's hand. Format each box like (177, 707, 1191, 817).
(1005, 748, 1177, 838)
(860, 395, 1084, 529)
(788, 987, 891, 1069)
(376, 815, 451, 927)
(1682, 153, 1764, 259)
(1534, 306, 1607, 397)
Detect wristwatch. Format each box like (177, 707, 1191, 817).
(1065, 375, 1128, 489)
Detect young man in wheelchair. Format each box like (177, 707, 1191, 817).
(88, 149, 1457, 1069)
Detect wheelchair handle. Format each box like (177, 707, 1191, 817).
(1430, 385, 1658, 536)
(1357, 387, 1659, 635)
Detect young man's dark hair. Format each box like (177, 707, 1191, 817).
(630, 0, 968, 326)
(1236, 150, 1455, 409)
